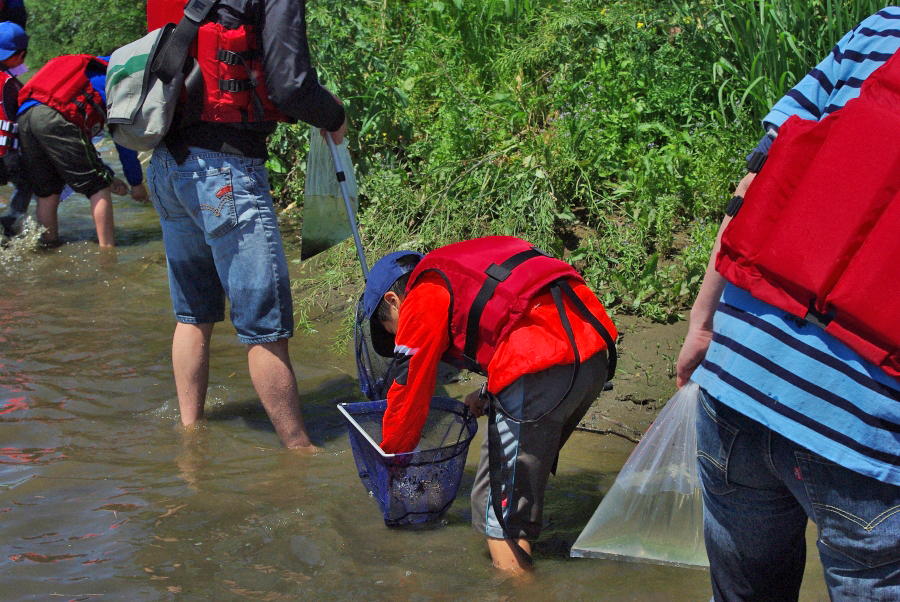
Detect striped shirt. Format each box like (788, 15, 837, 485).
(692, 8, 900, 485)
(764, 7, 900, 127)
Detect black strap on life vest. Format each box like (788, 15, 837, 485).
(746, 150, 768, 173)
(486, 398, 533, 568)
(724, 194, 744, 217)
(463, 247, 546, 368)
(216, 48, 256, 66)
(215, 49, 266, 122)
(152, 0, 220, 85)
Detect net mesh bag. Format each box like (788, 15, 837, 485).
(354, 298, 399, 401)
(338, 397, 478, 526)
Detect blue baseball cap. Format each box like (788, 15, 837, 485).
(363, 250, 423, 357)
(0, 22, 27, 62)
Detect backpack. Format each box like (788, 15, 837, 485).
(105, 0, 218, 151)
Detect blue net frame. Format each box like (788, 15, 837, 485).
(338, 397, 478, 526)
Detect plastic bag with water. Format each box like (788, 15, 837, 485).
(570, 381, 708, 568)
(338, 397, 478, 527)
(301, 125, 359, 259)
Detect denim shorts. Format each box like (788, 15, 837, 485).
(147, 146, 293, 344)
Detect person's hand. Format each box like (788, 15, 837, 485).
(110, 178, 128, 196)
(465, 386, 488, 418)
(130, 182, 149, 203)
(320, 91, 348, 146)
(676, 325, 714, 388)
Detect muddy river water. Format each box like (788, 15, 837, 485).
(0, 144, 829, 601)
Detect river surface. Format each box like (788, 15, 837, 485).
(0, 143, 829, 600)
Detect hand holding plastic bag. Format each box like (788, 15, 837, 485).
(571, 381, 707, 568)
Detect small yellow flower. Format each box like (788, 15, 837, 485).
(637, 22, 644, 28)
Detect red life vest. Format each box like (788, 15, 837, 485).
(18, 55, 108, 137)
(407, 236, 609, 373)
(0, 71, 20, 156)
(717, 49, 900, 379)
(146, 0, 288, 124)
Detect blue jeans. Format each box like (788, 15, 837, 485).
(147, 146, 293, 343)
(697, 388, 900, 601)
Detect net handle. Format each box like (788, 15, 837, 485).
(326, 135, 368, 279)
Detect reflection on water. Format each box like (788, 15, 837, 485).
(0, 145, 828, 601)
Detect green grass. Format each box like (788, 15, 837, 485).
(34, 0, 864, 322)
(275, 0, 760, 321)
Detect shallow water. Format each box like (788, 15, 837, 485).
(0, 145, 829, 601)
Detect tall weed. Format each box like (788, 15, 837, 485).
(284, 0, 758, 320)
(677, 0, 883, 120)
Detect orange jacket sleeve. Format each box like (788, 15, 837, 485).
(379, 279, 451, 454)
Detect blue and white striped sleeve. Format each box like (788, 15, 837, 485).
(763, 26, 859, 127)
(762, 8, 900, 128)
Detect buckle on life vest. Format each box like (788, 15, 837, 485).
(219, 78, 255, 92)
(746, 150, 768, 173)
(725, 195, 744, 217)
(216, 49, 256, 66)
(485, 263, 512, 282)
(803, 304, 833, 330)
(184, 0, 215, 23)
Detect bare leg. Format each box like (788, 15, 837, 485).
(88, 187, 115, 247)
(487, 537, 533, 574)
(35, 193, 61, 243)
(247, 339, 314, 449)
(172, 322, 214, 425)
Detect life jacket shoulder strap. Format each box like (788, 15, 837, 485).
(463, 247, 546, 365)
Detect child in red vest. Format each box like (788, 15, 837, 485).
(0, 21, 31, 239)
(16, 54, 146, 246)
(363, 237, 617, 573)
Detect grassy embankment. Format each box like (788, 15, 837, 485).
(24, 0, 884, 330)
(274, 0, 881, 330)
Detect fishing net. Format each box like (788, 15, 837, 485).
(570, 382, 708, 568)
(354, 296, 461, 401)
(338, 397, 478, 526)
(354, 297, 399, 401)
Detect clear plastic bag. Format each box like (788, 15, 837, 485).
(301, 126, 359, 259)
(570, 381, 708, 568)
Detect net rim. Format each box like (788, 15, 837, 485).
(338, 399, 476, 460)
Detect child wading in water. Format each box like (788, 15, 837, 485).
(363, 236, 617, 572)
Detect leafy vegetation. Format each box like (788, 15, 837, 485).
(26, 0, 146, 66)
(24, 0, 869, 320)
(676, 0, 883, 121)
(278, 0, 758, 321)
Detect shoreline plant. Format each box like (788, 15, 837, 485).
(22, 0, 864, 322)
